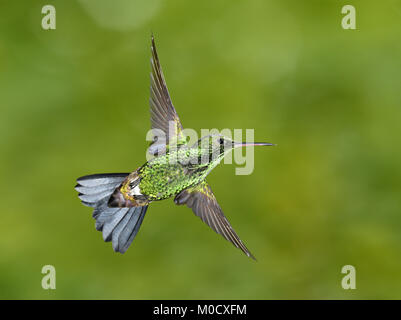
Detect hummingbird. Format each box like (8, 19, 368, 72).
(75, 35, 274, 259)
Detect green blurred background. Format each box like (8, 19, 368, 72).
(0, 0, 400, 299)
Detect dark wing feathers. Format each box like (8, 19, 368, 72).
(174, 181, 256, 260)
(75, 173, 148, 253)
(149, 35, 186, 155)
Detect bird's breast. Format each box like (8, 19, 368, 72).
(138, 160, 203, 201)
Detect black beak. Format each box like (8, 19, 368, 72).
(234, 142, 276, 147)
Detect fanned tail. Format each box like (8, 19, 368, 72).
(75, 173, 149, 253)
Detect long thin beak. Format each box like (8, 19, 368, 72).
(234, 142, 276, 147)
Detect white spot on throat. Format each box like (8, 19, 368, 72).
(132, 184, 142, 196)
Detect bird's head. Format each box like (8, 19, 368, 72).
(194, 134, 275, 166)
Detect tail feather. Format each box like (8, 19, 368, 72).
(101, 208, 127, 240)
(75, 173, 149, 253)
(76, 173, 129, 207)
(76, 173, 129, 187)
(116, 206, 148, 253)
(94, 207, 121, 228)
(75, 182, 119, 196)
(78, 191, 112, 204)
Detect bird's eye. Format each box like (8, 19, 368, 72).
(218, 138, 224, 145)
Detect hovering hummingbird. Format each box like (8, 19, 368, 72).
(75, 35, 274, 259)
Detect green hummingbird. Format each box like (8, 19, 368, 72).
(75, 35, 274, 259)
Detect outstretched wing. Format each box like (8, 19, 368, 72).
(149, 35, 187, 155)
(174, 181, 256, 260)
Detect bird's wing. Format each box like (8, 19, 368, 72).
(174, 181, 256, 260)
(149, 35, 187, 156)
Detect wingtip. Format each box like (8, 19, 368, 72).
(248, 253, 257, 261)
(151, 32, 156, 49)
(150, 33, 158, 62)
